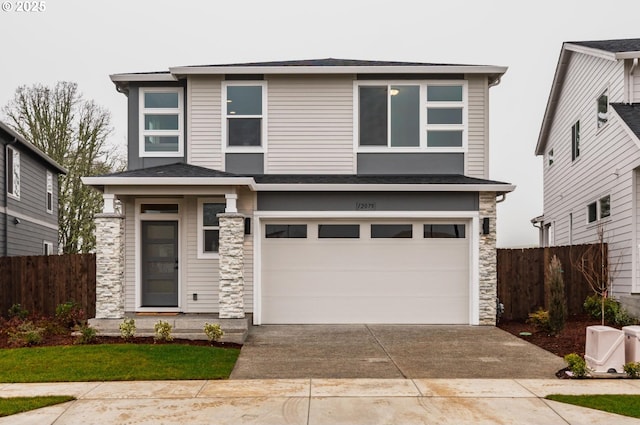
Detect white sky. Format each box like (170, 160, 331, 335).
(2, 0, 640, 248)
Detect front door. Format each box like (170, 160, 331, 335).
(141, 221, 178, 307)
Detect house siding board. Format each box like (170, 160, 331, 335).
(467, 76, 487, 178)
(188, 76, 223, 169)
(6, 219, 57, 256)
(542, 51, 637, 296)
(266, 75, 354, 174)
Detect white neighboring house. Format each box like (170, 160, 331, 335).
(535, 38, 640, 315)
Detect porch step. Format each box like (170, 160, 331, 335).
(88, 314, 249, 344)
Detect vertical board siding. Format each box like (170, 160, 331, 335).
(542, 52, 639, 296)
(266, 75, 354, 173)
(466, 76, 487, 178)
(188, 76, 223, 169)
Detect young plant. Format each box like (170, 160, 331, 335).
(624, 362, 640, 378)
(547, 255, 567, 335)
(8, 321, 44, 347)
(564, 353, 590, 378)
(154, 320, 173, 342)
(7, 303, 29, 320)
(527, 308, 551, 333)
(75, 325, 97, 345)
(119, 318, 136, 340)
(203, 323, 224, 343)
(55, 301, 85, 329)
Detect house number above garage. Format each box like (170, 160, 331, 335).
(356, 202, 376, 210)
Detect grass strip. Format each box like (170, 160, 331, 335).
(0, 344, 239, 382)
(546, 394, 640, 418)
(0, 396, 75, 417)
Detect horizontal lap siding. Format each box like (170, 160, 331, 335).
(238, 189, 254, 312)
(466, 76, 487, 179)
(266, 75, 354, 173)
(188, 76, 222, 169)
(543, 52, 639, 296)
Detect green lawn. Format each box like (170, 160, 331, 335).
(0, 344, 240, 382)
(0, 396, 75, 417)
(546, 394, 640, 418)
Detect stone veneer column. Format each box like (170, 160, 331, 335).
(94, 213, 125, 319)
(218, 213, 245, 319)
(479, 192, 497, 325)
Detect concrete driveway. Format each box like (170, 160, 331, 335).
(230, 325, 566, 379)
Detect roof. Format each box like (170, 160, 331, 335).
(179, 58, 473, 68)
(612, 103, 640, 139)
(536, 38, 640, 155)
(83, 163, 515, 194)
(0, 122, 67, 174)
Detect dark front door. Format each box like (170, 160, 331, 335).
(141, 221, 178, 307)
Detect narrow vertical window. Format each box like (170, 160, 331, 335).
(197, 199, 226, 258)
(43, 241, 53, 255)
(139, 88, 184, 157)
(571, 120, 580, 161)
(226, 84, 264, 147)
(7, 146, 20, 199)
(46, 171, 53, 213)
(597, 90, 608, 129)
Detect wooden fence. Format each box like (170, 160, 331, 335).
(0, 254, 96, 318)
(497, 244, 606, 321)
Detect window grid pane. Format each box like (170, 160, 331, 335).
(227, 86, 262, 115)
(371, 224, 412, 238)
(424, 224, 466, 238)
(390, 85, 420, 147)
(359, 86, 388, 146)
(318, 224, 360, 239)
(145, 92, 179, 108)
(427, 85, 463, 102)
(228, 118, 261, 146)
(599, 196, 610, 219)
(265, 224, 307, 238)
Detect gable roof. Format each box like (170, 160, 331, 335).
(536, 38, 640, 156)
(0, 121, 67, 174)
(611, 103, 640, 141)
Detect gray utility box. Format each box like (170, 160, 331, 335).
(623, 325, 640, 363)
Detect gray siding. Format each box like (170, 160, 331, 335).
(226, 153, 264, 174)
(258, 191, 478, 211)
(357, 153, 464, 175)
(6, 217, 57, 256)
(127, 82, 187, 170)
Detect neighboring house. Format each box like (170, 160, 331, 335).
(0, 121, 66, 256)
(534, 38, 640, 316)
(84, 58, 514, 326)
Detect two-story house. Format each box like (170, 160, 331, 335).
(0, 121, 66, 256)
(535, 38, 640, 316)
(84, 59, 514, 329)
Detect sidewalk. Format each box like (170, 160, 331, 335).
(2, 378, 640, 424)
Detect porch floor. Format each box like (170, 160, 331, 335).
(88, 314, 250, 344)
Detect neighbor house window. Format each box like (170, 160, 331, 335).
(548, 149, 554, 166)
(571, 120, 580, 161)
(225, 83, 266, 148)
(597, 90, 608, 129)
(43, 241, 53, 255)
(139, 88, 184, 157)
(7, 146, 20, 199)
(46, 171, 53, 213)
(587, 195, 610, 223)
(358, 82, 465, 149)
(198, 200, 225, 258)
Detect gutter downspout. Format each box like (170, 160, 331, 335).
(496, 193, 507, 203)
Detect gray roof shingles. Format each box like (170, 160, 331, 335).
(183, 58, 477, 68)
(568, 38, 640, 53)
(612, 103, 640, 139)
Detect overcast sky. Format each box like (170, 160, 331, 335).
(2, 0, 640, 247)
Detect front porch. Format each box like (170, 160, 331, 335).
(89, 314, 250, 344)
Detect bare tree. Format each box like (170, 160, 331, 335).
(2, 82, 121, 253)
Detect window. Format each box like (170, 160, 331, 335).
(140, 203, 179, 214)
(46, 171, 53, 213)
(225, 83, 265, 148)
(358, 82, 465, 149)
(43, 241, 54, 255)
(198, 201, 225, 257)
(318, 224, 360, 239)
(424, 224, 466, 238)
(587, 195, 611, 223)
(7, 146, 20, 199)
(139, 88, 184, 157)
(265, 224, 307, 238)
(371, 224, 412, 238)
(571, 120, 580, 161)
(548, 149, 554, 167)
(597, 90, 608, 129)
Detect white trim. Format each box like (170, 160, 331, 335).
(470, 215, 480, 325)
(138, 87, 185, 158)
(169, 65, 507, 75)
(82, 176, 256, 187)
(633, 169, 638, 292)
(6, 145, 20, 200)
(196, 197, 225, 260)
(586, 194, 611, 224)
(0, 207, 58, 231)
(43, 240, 54, 256)
(110, 73, 177, 82)
(134, 198, 183, 312)
(564, 43, 617, 61)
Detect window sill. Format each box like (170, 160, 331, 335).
(139, 151, 184, 158)
(225, 147, 264, 153)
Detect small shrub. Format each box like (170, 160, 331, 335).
(55, 301, 85, 329)
(584, 294, 638, 326)
(7, 303, 29, 320)
(8, 321, 44, 347)
(119, 318, 136, 340)
(624, 362, 640, 378)
(614, 307, 637, 327)
(154, 320, 173, 342)
(564, 353, 590, 378)
(203, 322, 224, 343)
(527, 308, 551, 333)
(75, 325, 97, 345)
(547, 255, 567, 335)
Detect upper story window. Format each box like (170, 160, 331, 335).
(571, 120, 580, 161)
(139, 88, 184, 157)
(357, 81, 466, 150)
(224, 82, 266, 150)
(597, 90, 608, 130)
(587, 195, 610, 223)
(46, 171, 53, 213)
(7, 146, 20, 199)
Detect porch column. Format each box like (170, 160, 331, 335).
(218, 212, 245, 318)
(95, 208, 125, 319)
(479, 192, 497, 325)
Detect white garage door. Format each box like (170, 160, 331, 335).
(261, 220, 470, 324)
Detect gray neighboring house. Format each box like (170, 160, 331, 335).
(535, 38, 640, 316)
(0, 121, 66, 256)
(84, 58, 515, 326)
